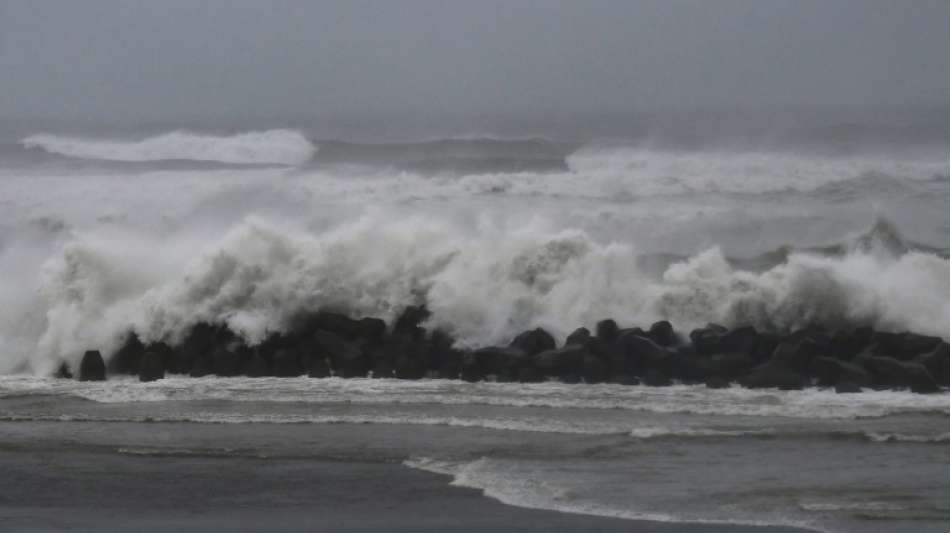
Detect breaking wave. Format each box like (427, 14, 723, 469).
(18, 211, 950, 374)
(20, 129, 316, 166)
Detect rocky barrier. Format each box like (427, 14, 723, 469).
(61, 306, 950, 394)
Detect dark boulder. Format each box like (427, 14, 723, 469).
(595, 319, 620, 343)
(648, 321, 677, 347)
(79, 350, 106, 381)
(718, 326, 759, 357)
(565, 327, 592, 348)
(242, 354, 271, 377)
(642, 369, 672, 387)
(533, 345, 586, 377)
(829, 327, 873, 360)
(470, 346, 526, 377)
(308, 356, 332, 378)
(428, 330, 462, 379)
(109, 333, 144, 375)
(517, 366, 544, 383)
(313, 330, 369, 378)
(834, 381, 863, 394)
(393, 306, 430, 336)
(273, 349, 303, 377)
(510, 327, 556, 356)
(616, 332, 674, 377)
(189, 356, 214, 377)
(394, 352, 427, 380)
(915, 343, 950, 386)
(211, 346, 243, 377)
(138, 351, 165, 382)
(357, 317, 387, 345)
(869, 331, 941, 361)
(580, 354, 608, 384)
(608, 373, 639, 385)
(689, 324, 728, 355)
(808, 356, 873, 388)
(858, 355, 939, 392)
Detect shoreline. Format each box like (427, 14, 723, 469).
(0, 446, 813, 533)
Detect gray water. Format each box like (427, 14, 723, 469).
(1, 377, 948, 532)
(1, 121, 949, 531)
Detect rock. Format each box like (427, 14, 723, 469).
(870, 331, 941, 361)
(580, 355, 608, 384)
(273, 349, 302, 377)
(829, 327, 873, 360)
(471, 346, 525, 377)
(460, 352, 484, 383)
(642, 369, 672, 387)
(428, 331, 462, 379)
(914, 343, 950, 386)
(648, 321, 677, 347)
(705, 376, 730, 389)
(858, 355, 939, 392)
(189, 356, 214, 377)
(595, 319, 620, 343)
(533, 345, 586, 377)
(394, 352, 426, 380)
(565, 327, 592, 348)
(242, 354, 271, 377)
(393, 306, 430, 336)
(616, 332, 674, 377)
(510, 327, 556, 356)
(689, 324, 728, 355)
(608, 373, 639, 386)
(357, 317, 387, 344)
(308, 356, 332, 378)
(718, 326, 759, 356)
(79, 350, 106, 381)
(741, 365, 804, 390)
(138, 351, 165, 382)
(294, 311, 363, 340)
(517, 366, 544, 383)
(834, 381, 863, 394)
(808, 356, 873, 388)
(109, 333, 144, 375)
(313, 330, 368, 378)
(211, 346, 243, 377)
(769, 337, 821, 374)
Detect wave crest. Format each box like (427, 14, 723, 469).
(20, 129, 316, 166)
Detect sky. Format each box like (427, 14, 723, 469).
(1, 0, 949, 133)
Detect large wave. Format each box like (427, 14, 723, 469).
(11, 211, 949, 374)
(20, 129, 316, 166)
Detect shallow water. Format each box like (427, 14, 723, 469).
(1, 377, 949, 533)
(2, 128, 950, 532)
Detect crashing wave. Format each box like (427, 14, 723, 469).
(15, 212, 950, 374)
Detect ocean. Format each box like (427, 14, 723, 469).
(1, 122, 949, 532)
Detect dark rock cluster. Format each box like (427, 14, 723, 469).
(70, 307, 950, 394)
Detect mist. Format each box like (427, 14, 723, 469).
(2, 0, 950, 139)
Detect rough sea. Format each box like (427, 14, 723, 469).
(1, 122, 949, 532)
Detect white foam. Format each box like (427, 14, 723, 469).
(24, 209, 950, 373)
(21, 130, 316, 166)
(405, 456, 825, 531)
(2, 376, 948, 420)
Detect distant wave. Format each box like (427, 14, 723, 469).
(20, 129, 316, 166)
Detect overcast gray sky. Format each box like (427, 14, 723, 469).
(1, 0, 949, 129)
